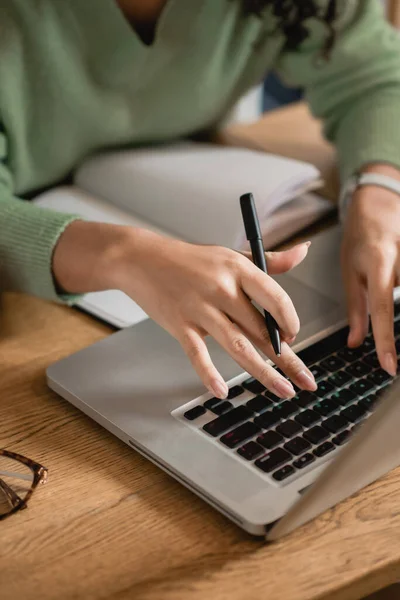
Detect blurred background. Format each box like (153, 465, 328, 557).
(231, 0, 396, 124)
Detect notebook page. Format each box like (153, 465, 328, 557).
(75, 142, 321, 249)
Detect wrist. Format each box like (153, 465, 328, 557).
(52, 220, 151, 294)
(112, 227, 172, 295)
(341, 163, 400, 219)
(360, 163, 400, 182)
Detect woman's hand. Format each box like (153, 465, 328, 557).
(342, 172, 400, 376)
(112, 229, 316, 399)
(53, 222, 316, 399)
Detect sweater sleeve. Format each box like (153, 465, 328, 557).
(0, 135, 80, 302)
(275, 0, 400, 184)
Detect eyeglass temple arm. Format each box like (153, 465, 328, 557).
(0, 477, 22, 509)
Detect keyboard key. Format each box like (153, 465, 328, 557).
(340, 404, 367, 423)
(363, 353, 380, 369)
(359, 394, 377, 411)
(349, 379, 374, 396)
(314, 399, 339, 417)
(273, 465, 295, 481)
(210, 401, 234, 415)
(264, 391, 282, 403)
(184, 405, 206, 420)
(257, 430, 283, 449)
(320, 356, 346, 372)
(293, 453, 315, 469)
(284, 436, 311, 456)
(314, 380, 335, 398)
(220, 421, 261, 448)
(203, 406, 252, 437)
(314, 441, 335, 457)
(345, 360, 370, 378)
(332, 429, 350, 446)
(295, 410, 320, 427)
(303, 426, 330, 444)
(276, 419, 303, 438)
(323, 414, 349, 433)
(246, 395, 273, 413)
(367, 370, 392, 386)
(293, 391, 318, 408)
(204, 398, 222, 410)
(271, 401, 298, 420)
(237, 441, 264, 461)
(338, 347, 363, 362)
(227, 385, 244, 399)
(254, 411, 281, 429)
(309, 365, 328, 380)
(327, 370, 352, 388)
(242, 377, 266, 395)
(359, 337, 375, 352)
(330, 388, 357, 406)
(297, 327, 349, 365)
(255, 448, 292, 473)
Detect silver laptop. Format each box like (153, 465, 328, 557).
(47, 225, 400, 539)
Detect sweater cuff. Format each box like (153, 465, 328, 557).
(0, 199, 82, 303)
(336, 96, 400, 185)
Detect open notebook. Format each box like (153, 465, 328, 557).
(33, 141, 333, 328)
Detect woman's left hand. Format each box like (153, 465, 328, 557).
(342, 175, 400, 377)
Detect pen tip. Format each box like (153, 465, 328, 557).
(276, 353, 281, 358)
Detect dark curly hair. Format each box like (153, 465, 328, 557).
(240, 0, 337, 57)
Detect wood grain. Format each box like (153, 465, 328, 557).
(1, 292, 400, 600)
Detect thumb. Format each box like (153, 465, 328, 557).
(242, 241, 311, 275)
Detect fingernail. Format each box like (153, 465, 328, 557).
(297, 369, 317, 391)
(273, 378, 295, 399)
(305, 241, 311, 248)
(211, 379, 228, 399)
(347, 332, 359, 348)
(384, 353, 397, 377)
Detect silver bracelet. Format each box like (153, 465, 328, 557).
(339, 172, 400, 219)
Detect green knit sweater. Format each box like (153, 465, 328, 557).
(1, 0, 400, 300)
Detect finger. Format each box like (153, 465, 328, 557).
(344, 272, 369, 348)
(367, 257, 397, 376)
(179, 327, 229, 399)
(241, 241, 311, 275)
(273, 341, 317, 391)
(239, 263, 300, 339)
(341, 242, 369, 348)
(202, 308, 296, 399)
(226, 292, 316, 391)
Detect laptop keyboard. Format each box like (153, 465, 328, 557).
(174, 302, 400, 485)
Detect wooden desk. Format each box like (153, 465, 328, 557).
(2, 295, 400, 600)
(2, 108, 400, 600)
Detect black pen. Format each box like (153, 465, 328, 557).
(240, 192, 281, 357)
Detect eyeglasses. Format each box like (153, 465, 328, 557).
(0, 449, 48, 521)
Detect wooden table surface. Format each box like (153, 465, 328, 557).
(2, 288, 400, 600)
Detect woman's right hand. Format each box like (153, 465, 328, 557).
(53, 222, 316, 400)
(115, 228, 316, 399)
